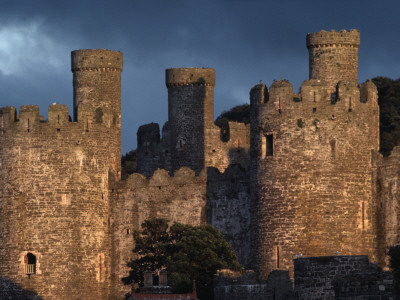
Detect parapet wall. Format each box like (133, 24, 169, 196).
(306, 29, 360, 48)
(166, 68, 215, 87)
(294, 255, 379, 300)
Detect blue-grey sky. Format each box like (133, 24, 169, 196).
(1, 0, 399, 154)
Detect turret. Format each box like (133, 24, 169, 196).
(166, 68, 215, 173)
(71, 49, 123, 126)
(307, 29, 360, 93)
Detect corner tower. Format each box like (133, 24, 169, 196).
(307, 29, 360, 93)
(0, 49, 123, 299)
(250, 30, 380, 279)
(166, 68, 215, 173)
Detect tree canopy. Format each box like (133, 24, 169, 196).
(123, 219, 242, 299)
(121, 149, 137, 180)
(372, 77, 400, 156)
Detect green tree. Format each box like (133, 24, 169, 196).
(215, 104, 250, 128)
(123, 219, 243, 300)
(122, 218, 170, 287)
(121, 149, 137, 180)
(372, 77, 400, 156)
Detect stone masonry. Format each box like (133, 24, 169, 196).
(1, 29, 400, 299)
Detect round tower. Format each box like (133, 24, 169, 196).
(166, 68, 215, 173)
(250, 30, 380, 280)
(0, 50, 123, 299)
(307, 29, 360, 92)
(72, 49, 123, 176)
(72, 49, 123, 126)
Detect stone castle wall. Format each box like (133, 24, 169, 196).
(110, 167, 207, 298)
(374, 146, 400, 268)
(206, 164, 251, 267)
(294, 255, 382, 300)
(250, 78, 380, 278)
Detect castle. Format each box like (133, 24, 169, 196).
(0, 29, 399, 300)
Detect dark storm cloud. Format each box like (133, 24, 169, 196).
(1, 0, 400, 153)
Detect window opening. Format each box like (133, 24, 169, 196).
(362, 201, 365, 230)
(266, 134, 273, 157)
(25, 253, 36, 275)
(313, 91, 316, 103)
(313, 107, 317, 112)
(57, 114, 60, 124)
(348, 97, 352, 112)
(276, 246, 280, 268)
(27, 119, 30, 132)
(99, 255, 102, 282)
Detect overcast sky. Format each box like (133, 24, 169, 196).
(1, 1, 399, 153)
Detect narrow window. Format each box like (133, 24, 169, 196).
(348, 97, 352, 112)
(266, 134, 273, 157)
(362, 201, 365, 230)
(276, 246, 280, 269)
(99, 255, 102, 282)
(278, 97, 281, 114)
(57, 114, 60, 124)
(25, 253, 36, 275)
(313, 91, 316, 103)
(86, 119, 89, 132)
(126, 229, 131, 235)
(27, 119, 30, 132)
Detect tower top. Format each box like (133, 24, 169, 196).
(306, 29, 360, 49)
(71, 49, 123, 72)
(166, 68, 215, 87)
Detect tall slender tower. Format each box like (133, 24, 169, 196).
(307, 29, 360, 93)
(166, 68, 215, 173)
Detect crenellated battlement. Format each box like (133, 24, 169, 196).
(166, 68, 215, 87)
(252, 79, 378, 119)
(71, 49, 123, 72)
(124, 166, 206, 188)
(0, 103, 120, 133)
(306, 29, 360, 48)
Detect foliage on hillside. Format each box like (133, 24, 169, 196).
(372, 77, 400, 156)
(215, 104, 250, 128)
(121, 149, 137, 180)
